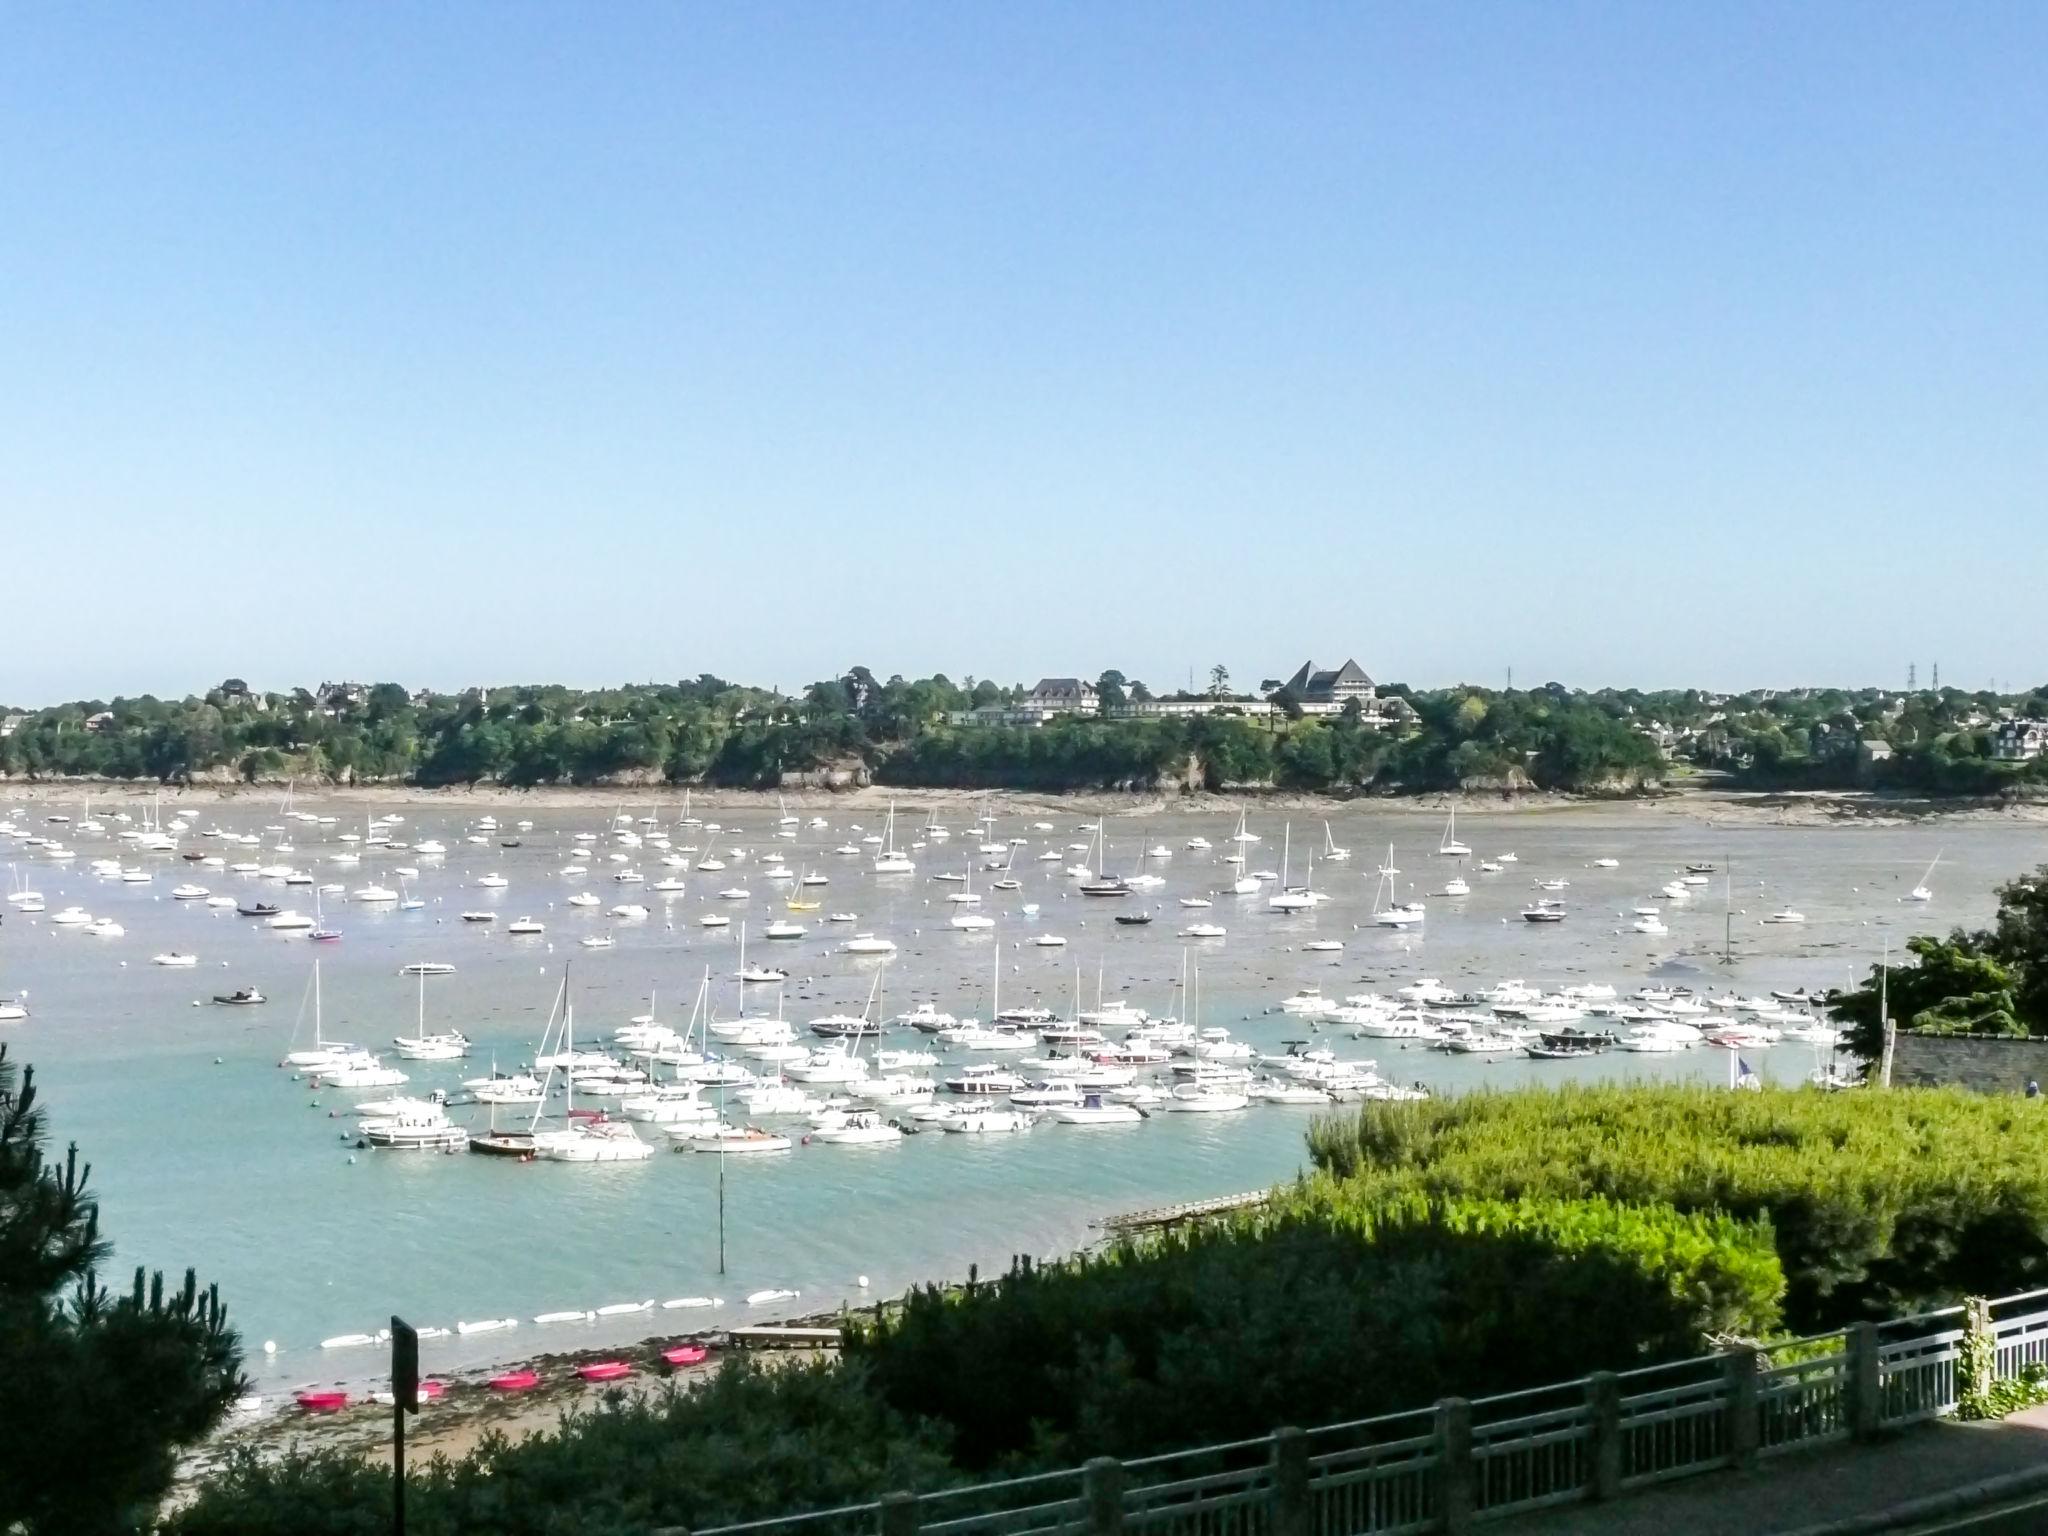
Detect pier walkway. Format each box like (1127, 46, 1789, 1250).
(1499, 1407, 2048, 1533)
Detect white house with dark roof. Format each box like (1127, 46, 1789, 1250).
(1269, 659, 1387, 718)
(948, 677, 1101, 729)
(1994, 720, 2048, 761)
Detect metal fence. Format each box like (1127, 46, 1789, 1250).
(685, 1288, 2048, 1536)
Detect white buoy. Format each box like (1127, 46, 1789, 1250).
(263, 1339, 277, 1354)
(857, 1274, 870, 1288)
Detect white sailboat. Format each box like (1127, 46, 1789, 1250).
(1906, 850, 1941, 904)
(1372, 847, 1425, 928)
(1438, 806, 1471, 858)
(872, 802, 915, 875)
(1230, 810, 1261, 896)
(1267, 825, 1314, 912)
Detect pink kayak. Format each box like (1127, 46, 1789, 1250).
(488, 1370, 539, 1392)
(577, 1361, 632, 1383)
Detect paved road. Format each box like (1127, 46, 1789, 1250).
(1500, 1409, 2048, 1535)
(1897, 1489, 2048, 1534)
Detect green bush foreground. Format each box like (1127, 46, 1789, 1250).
(171, 1084, 2048, 1535)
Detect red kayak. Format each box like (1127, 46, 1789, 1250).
(662, 1345, 709, 1367)
(294, 1390, 349, 1413)
(577, 1360, 632, 1383)
(488, 1370, 539, 1392)
(416, 1379, 447, 1401)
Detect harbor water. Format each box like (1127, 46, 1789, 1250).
(2, 794, 2038, 1391)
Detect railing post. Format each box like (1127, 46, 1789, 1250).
(1436, 1397, 1474, 1534)
(1967, 1297, 1995, 1400)
(1724, 1347, 1760, 1471)
(1849, 1322, 1883, 1440)
(1586, 1371, 1622, 1500)
(1084, 1456, 1126, 1536)
(1271, 1427, 1310, 1536)
(879, 1491, 921, 1536)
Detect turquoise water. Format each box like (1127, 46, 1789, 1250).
(3, 796, 2040, 1391)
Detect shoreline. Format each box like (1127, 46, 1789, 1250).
(8, 777, 2048, 826)
(188, 1287, 933, 1491)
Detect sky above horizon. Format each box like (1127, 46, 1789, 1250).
(3, 4, 2044, 707)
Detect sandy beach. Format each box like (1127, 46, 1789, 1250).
(8, 776, 2048, 827)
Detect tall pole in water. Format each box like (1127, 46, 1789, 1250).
(1724, 855, 1734, 967)
(716, 1077, 727, 1275)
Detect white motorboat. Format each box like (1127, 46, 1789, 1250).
(361, 1103, 468, 1150)
(316, 1056, 410, 1089)
(942, 1063, 1027, 1095)
(151, 952, 199, 967)
(944, 1108, 1035, 1134)
(809, 1112, 903, 1145)
(841, 933, 897, 955)
(676, 1124, 793, 1154)
(1763, 910, 1807, 925)
(508, 917, 545, 935)
(1166, 1083, 1249, 1113)
(1247, 1078, 1333, 1105)
(393, 1032, 470, 1061)
(1047, 1093, 1144, 1125)
(472, 1074, 545, 1105)
(534, 1119, 656, 1162)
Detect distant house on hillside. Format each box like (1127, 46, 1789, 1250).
(83, 711, 115, 733)
(1026, 678, 1098, 716)
(947, 677, 1100, 729)
(317, 680, 369, 713)
(1278, 659, 1378, 715)
(1994, 720, 2048, 761)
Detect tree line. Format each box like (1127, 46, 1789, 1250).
(0, 668, 1679, 795)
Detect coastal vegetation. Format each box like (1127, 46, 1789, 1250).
(171, 1186, 1779, 1533)
(1305, 1082, 2048, 1330)
(0, 1046, 244, 1534)
(1827, 863, 2048, 1058)
(165, 1081, 2048, 1532)
(12, 670, 2043, 797)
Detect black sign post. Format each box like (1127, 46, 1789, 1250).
(391, 1316, 419, 1536)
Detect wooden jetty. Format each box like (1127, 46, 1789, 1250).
(1095, 1190, 1268, 1234)
(725, 1324, 844, 1350)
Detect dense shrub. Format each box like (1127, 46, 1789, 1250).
(167, 1358, 960, 1536)
(847, 1193, 1780, 1469)
(1306, 1084, 2048, 1330)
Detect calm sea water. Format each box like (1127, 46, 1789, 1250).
(3, 795, 2040, 1391)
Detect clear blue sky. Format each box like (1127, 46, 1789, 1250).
(3, 3, 2043, 706)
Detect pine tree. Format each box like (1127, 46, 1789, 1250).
(0, 1044, 245, 1533)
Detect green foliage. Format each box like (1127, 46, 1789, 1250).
(846, 1191, 1780, 1469)
(0, 1046, 244, 1533)
(169, 1359, 960, 1536)
(1827, 864, 2048, 1051)
(1828, 935, 2022, 1058)
(1306, 1083, 2048, 1331)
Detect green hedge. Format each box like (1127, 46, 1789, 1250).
(847, 1192, 1781, 1470)
(165, 1358, 958, 1536)
(170, 1191, 1776, 1532)
(1305, 1084, 2048, 1331)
